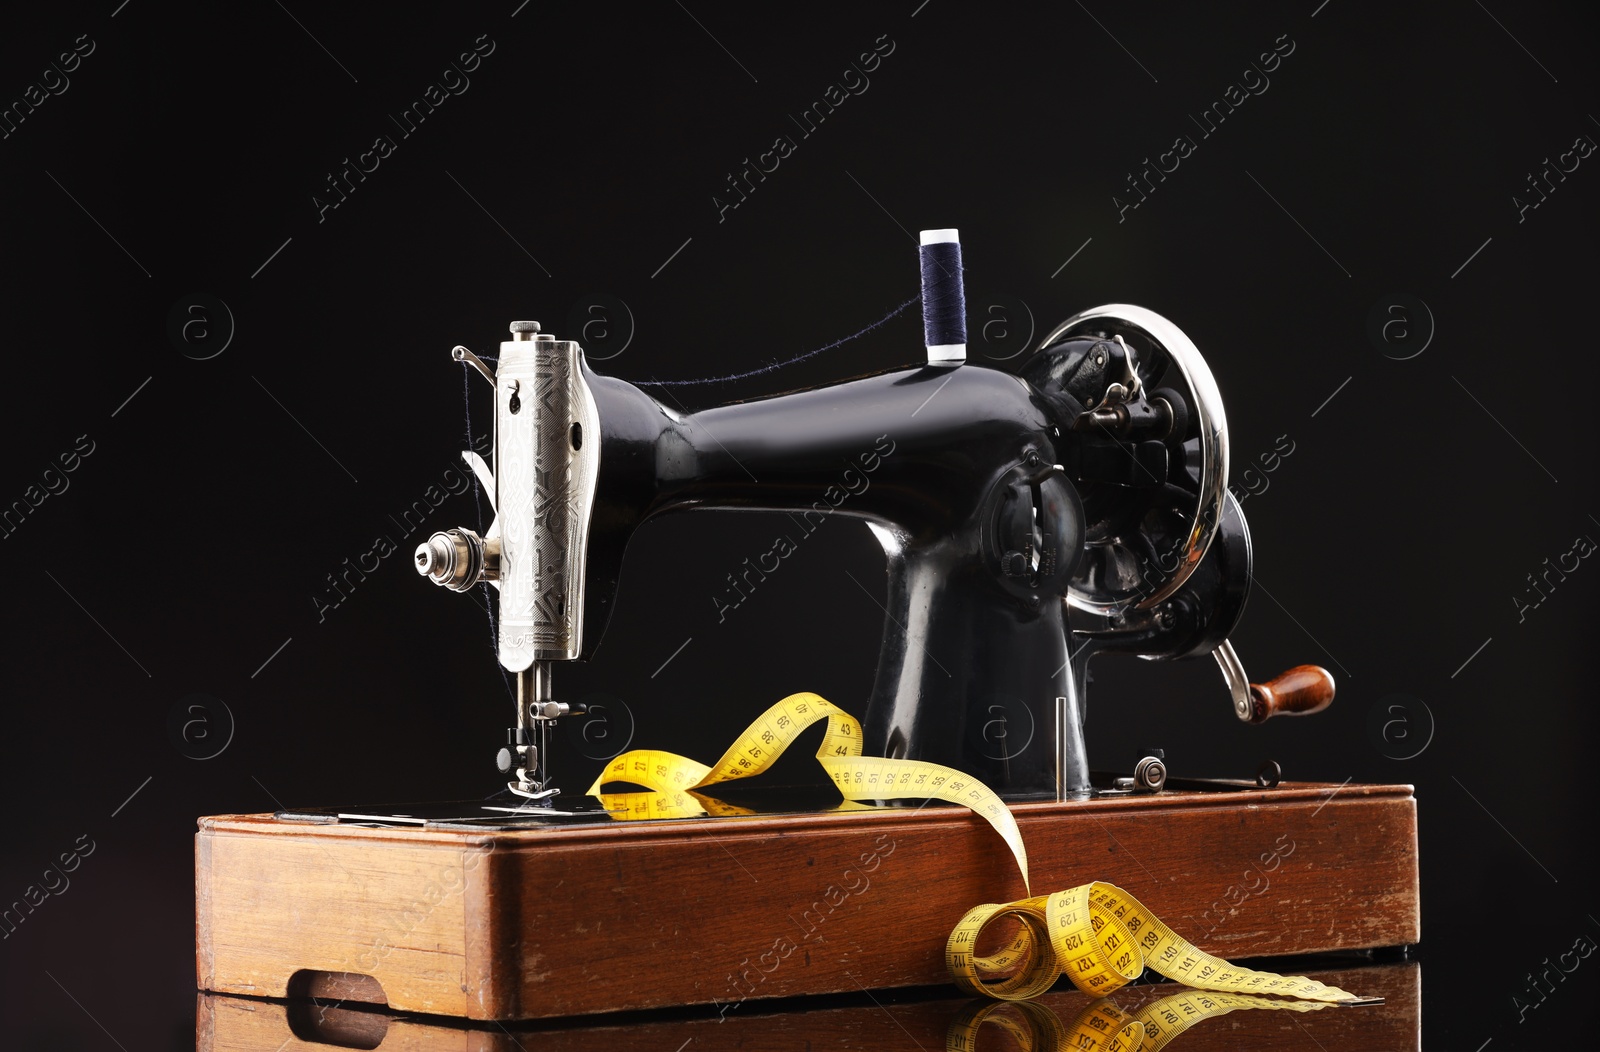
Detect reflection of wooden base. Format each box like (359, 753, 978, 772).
(197, 961, 1422, 1050)
(195, 781, 1418, 1021)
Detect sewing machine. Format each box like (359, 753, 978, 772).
(414, 232, 1331, 804)
(194, 231, 1417, 1021)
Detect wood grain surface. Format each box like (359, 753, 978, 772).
(195, 780, 1419, 1020)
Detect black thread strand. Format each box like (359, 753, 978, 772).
(633, 294, 920, 387)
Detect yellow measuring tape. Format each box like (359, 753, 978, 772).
(947, 988, 1338, 1052)
(590, 692, 1369, 1009)
(946, 882, 1358, 1003)
(589, 691, 1031, 890)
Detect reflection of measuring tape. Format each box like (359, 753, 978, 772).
(591, 692, 1372, 1010)
(947, 988, 1339, 1052)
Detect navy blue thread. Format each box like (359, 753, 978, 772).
(462, 363, 482, 531)
(633, 294, 920, 387)
(919, 241, 966, 348)
(459, 355, 513, 700)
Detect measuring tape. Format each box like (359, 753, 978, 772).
(589, 691, 1032, 890)
(947, 987, 1338, 1052)
(947, 881, 1361, 1004)
(590, 692, 1372, 1009)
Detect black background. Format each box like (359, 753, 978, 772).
(3, 2, 1598, 1048)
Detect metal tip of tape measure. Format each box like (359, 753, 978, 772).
(1338, 997, 1387, 1007)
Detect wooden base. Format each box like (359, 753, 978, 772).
(198, 961, 1421, 1049)
(195, 780, 1419, 1021)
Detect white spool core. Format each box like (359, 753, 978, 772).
(919, 228, 960, 245)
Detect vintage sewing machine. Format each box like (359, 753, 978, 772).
(416, 298, 1326, 802)
(195, 231, 1418, 1021)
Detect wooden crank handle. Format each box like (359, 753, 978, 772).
(1248, 665, 1335, 723)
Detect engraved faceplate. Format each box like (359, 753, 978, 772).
(494, 339, 600, 670)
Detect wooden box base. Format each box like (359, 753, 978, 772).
(194, 780, 1419, 1021)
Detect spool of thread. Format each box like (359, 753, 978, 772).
(919, 228, 966, 365)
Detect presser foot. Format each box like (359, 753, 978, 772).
(507, 780, 560, 802)
(496, 697, 584, 804)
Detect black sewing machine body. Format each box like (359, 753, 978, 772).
(416, 305, 1287, 802)
(584, 360, 1091, 797)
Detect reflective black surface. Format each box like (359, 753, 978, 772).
(196, 960, 1420, 1050)
(269, 775, 1300, 830)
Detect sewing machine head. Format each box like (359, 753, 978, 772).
(415, 230, 1333, 803)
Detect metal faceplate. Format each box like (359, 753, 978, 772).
(494, 338, 601, 670)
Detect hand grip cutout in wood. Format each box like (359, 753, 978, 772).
(1249, 665, 1335, 723)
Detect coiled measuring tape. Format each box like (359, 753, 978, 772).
(946, 882, 1361, 1005)
(590, 692, 1373, 1009)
